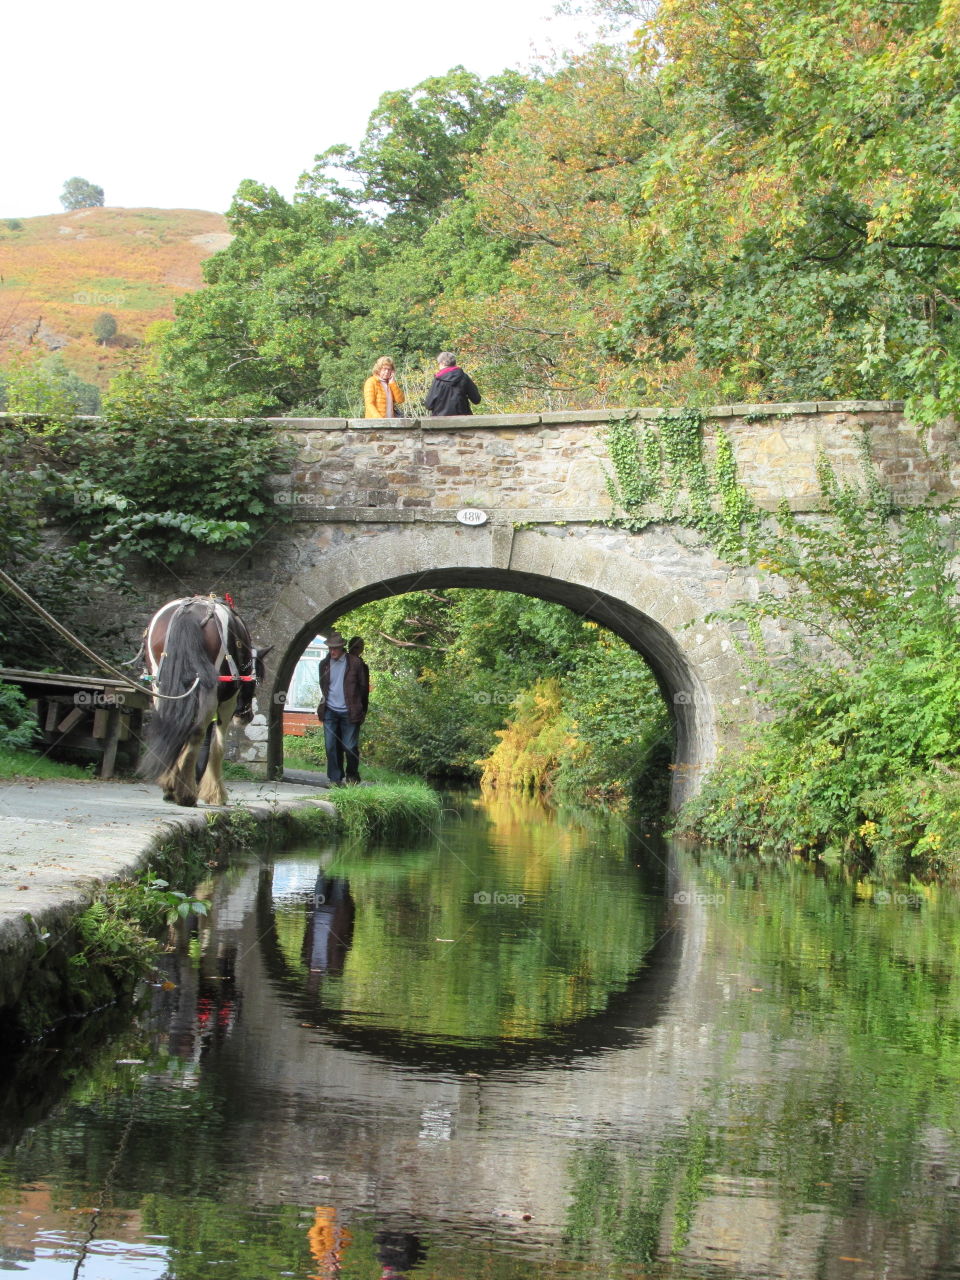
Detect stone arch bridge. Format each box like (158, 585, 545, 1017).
(175, 400, 954, 804)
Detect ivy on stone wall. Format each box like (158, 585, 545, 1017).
(603, 410, 760, 556)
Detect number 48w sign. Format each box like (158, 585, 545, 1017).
(456, 508, 488, 526)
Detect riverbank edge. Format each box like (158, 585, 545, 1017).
(0, 788, 339, 1041)
(0, 778, 438, 1042)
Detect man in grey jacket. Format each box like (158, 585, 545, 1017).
(318, 631, 368, 785)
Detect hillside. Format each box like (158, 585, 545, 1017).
(0, 207, 230, 388)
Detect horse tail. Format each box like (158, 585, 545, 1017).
(139, 607, 219, 781)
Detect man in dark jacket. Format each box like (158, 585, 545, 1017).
(317, 631, 368, 785)
(424, 350, 481, 416)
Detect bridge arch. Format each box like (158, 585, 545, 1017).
(259, 526, 745, 805)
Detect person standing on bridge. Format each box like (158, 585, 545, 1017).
(364, 356, 406, 418)
(318, 632, 368, 785)
(424, 350, 481, 417)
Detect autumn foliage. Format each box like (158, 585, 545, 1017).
(0, 207, 230, 388)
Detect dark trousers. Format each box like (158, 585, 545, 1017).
(323, 709, 360, 783)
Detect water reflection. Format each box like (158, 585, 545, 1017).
(2, 796, 960, 1278)
(302, 875, 355, 986)
(257, 792, 675, 1070)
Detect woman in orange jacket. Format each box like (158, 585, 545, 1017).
(363, 356, 405, 418)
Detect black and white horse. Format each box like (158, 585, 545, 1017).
(139, 596, 267, 806)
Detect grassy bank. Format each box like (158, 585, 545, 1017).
(0, 747, 94, 780)
(324, 779, 440, 841)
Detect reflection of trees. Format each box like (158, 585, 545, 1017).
(563, 849, 960, 1276)
(268, 796, 666, 1047)
(565, 1116, 713, 1267)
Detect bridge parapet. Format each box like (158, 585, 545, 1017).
(267, 401, 957, 522)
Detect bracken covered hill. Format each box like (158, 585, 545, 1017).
(0, 207, 230, 387)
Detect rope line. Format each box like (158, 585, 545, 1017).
(0, 567, 200, 701)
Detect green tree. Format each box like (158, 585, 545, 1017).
(60, 177, 105, 210)
(0, 357, 100, 415)
(302, 66, 529, 232)
(93, 313, 117, 346)
(607, 0, 960, 417)
(160, 69, 526, 415)
(463, 46, 671, 406)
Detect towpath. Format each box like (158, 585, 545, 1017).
(0, 776, 333, 950)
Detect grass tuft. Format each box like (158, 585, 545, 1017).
(325, 781, 441, 842)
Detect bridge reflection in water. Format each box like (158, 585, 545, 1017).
(2, 792, 959, 1279)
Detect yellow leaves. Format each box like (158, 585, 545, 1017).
(937, 0, 960, 35)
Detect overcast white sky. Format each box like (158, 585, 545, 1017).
(4, 0, 611, 220)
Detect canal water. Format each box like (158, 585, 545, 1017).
(2, 791, 960, 1279)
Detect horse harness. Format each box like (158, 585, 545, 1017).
(146, 596, 260, 698)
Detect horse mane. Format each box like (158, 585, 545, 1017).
(139, 603, 220, 782)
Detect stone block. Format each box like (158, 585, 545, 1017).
(265, 418, 347, 430)
(539, 409, 616, 424)
(736, 401, 819, 416)
(816, 400, 904, 413)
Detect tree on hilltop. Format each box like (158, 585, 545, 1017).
(61, 177, 104, 211)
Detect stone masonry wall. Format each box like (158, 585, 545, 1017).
(267, 401, 959, 517)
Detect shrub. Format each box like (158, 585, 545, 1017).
(0, 684, 36, 751)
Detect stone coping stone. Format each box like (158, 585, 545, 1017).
(711, 402, 820, 417)
(346, 417, 422, 429)
(815, 400, 905, 413)
(423, 413, 542, 428)
(536, 409, 615, 424)
(3, 402, 908, 434)
(258, 401, 905, 433)
(270, 417, 348, 429)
